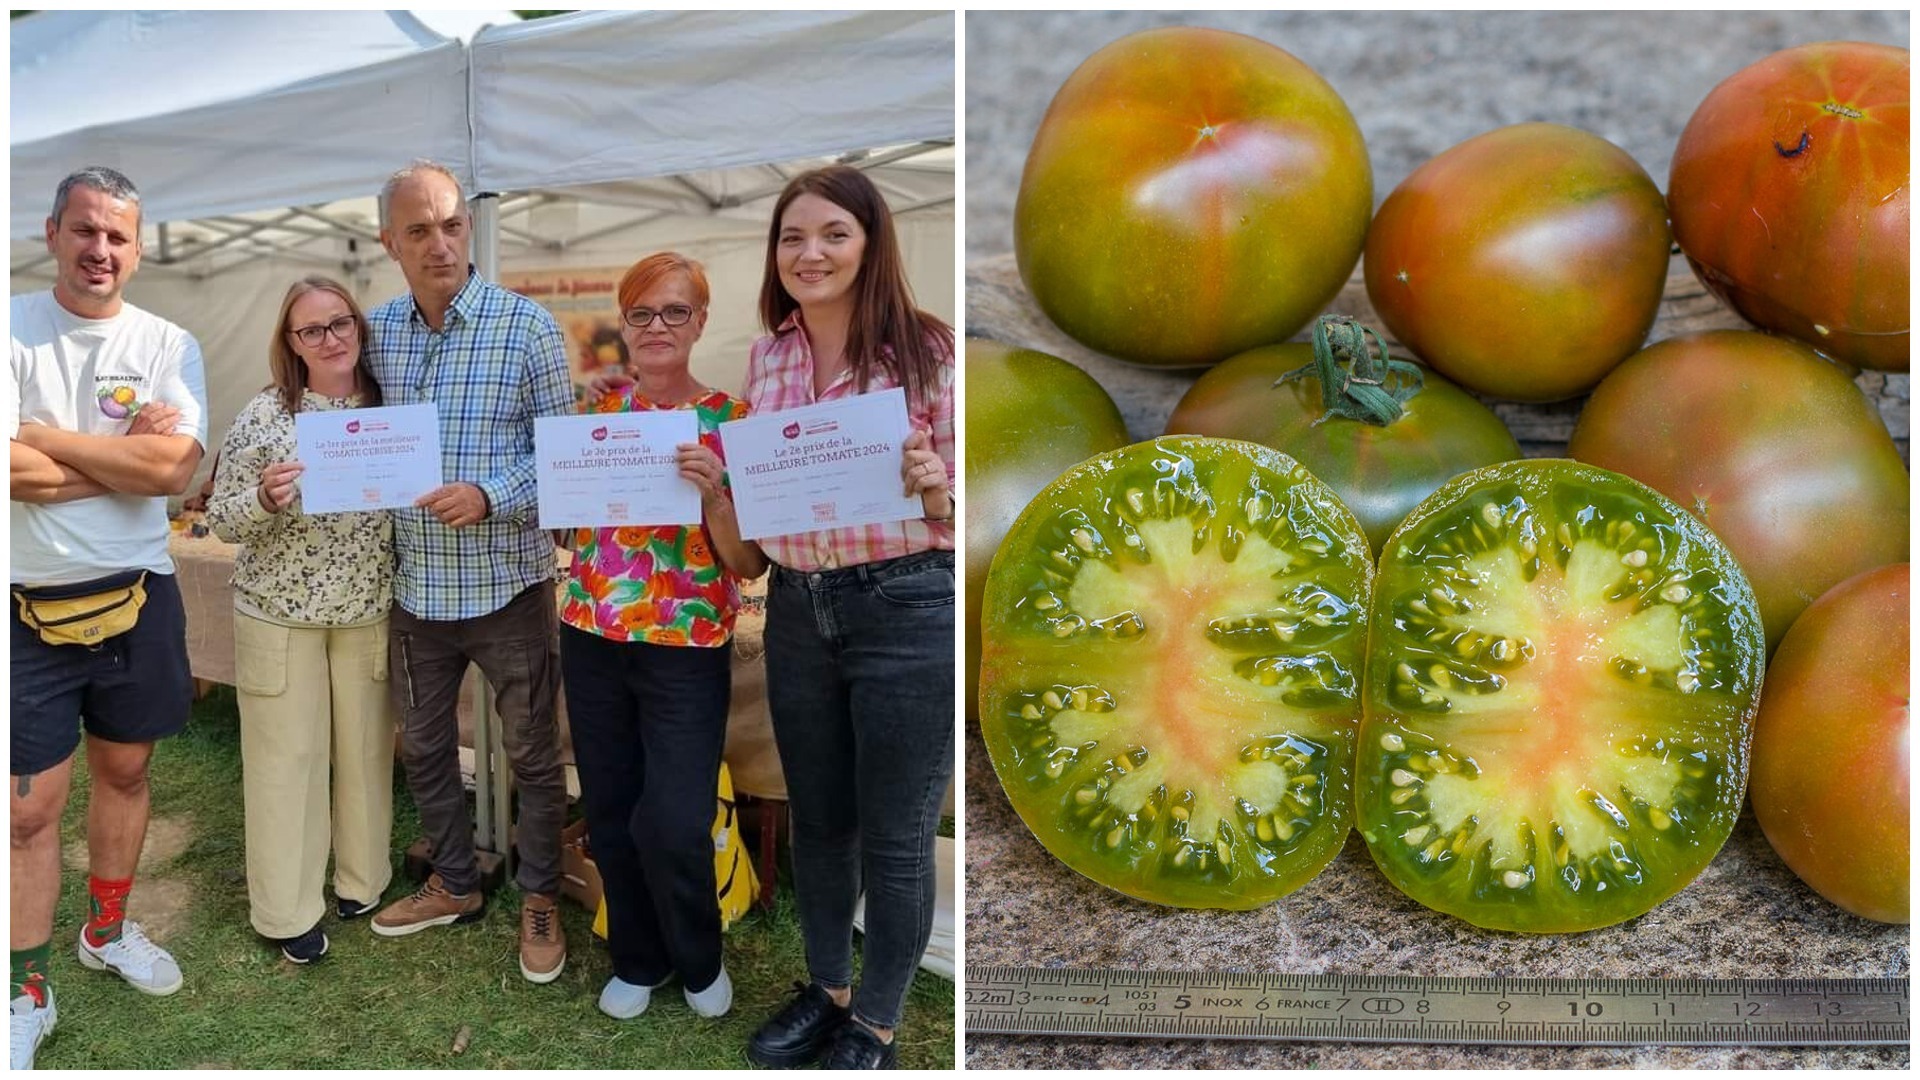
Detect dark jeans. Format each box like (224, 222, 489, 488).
(560, 624, 730, 990)
(764, 550, 955, 1030)
(389, 583, 565, 896)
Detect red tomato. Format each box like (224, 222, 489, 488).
(1014, 26, 1371, 368)
(1750, 563, 1909, 923)
(1566, 330, 1909, 653)
(1364, 123, 1671, 402)
(1669, 42, 1910, 372)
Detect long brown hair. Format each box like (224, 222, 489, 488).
(758, 166, 953, 407)
(268, 275, 379, 415)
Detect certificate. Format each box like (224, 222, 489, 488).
(534, 411, 701, 528)
(293, 404, 442, 513)
(719, 388, 922, 540)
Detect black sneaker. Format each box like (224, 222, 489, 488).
(746, 982, 848, 1068)
(336, 896, 378, 921)
(276, 926, 330, 964)
(824, 1019, 897, 1070)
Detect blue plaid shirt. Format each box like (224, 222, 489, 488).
(366, 269, 571, 620)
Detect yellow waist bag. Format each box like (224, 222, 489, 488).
(13, 571, 148, 647)
(591, 761, 761, 938)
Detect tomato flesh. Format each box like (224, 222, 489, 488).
(1358, 460, 1764, 932)
(979, 437, 1373, 908)
(964, 339, 1130, 723)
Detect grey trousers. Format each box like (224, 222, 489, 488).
(388, 584, 566, 896)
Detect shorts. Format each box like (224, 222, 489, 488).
(11, 570, 194, 777)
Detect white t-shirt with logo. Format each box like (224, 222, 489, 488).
(9, 290, 208, 585)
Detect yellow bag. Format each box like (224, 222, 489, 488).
(714, 762, 760, 930)
(13, 571, 148, 647)
(590, 761, 760, 939)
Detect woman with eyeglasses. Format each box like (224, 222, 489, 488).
(559, 252, 765, 1023)
(204, 276, 395, 965)
(737, 165, 955, 1070)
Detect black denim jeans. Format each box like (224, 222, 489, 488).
(561, 624, 731, 991)
(763, 550, 955, 1030)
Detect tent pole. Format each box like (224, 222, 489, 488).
(473, 192, 500, 281)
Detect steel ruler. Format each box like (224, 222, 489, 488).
(965, 965, 1909, 1046)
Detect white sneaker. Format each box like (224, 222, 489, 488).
(10, 990, 56, 1070)
(685, 966, 733, 1018)
(76, 921, 183, 996)
(598, 975, 670, 1020)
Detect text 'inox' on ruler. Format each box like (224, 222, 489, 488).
(963, 966, 1910, 1047)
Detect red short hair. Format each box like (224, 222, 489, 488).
(618, 252, 709, 312)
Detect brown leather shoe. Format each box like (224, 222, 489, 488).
(369, 873, 484, 938)
(519, 893, 566, 984)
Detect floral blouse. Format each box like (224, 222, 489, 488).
(560, 387, 747, 647)
(204, 388, 393, 626)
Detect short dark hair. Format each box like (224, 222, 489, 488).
(52, 166, 141, 227)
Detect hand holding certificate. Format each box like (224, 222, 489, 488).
(293, 404, 443, 513)
(534, 411, 702, 528)
(719, 388, 922, 540)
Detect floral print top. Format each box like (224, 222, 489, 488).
(204, 388, 393, 627)
(560, 387, 747, 647)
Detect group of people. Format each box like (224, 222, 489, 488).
(9, 161, 956, 1070)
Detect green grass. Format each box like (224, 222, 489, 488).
(33, 687, 955, 1069)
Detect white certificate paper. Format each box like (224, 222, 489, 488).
(534, 411, 701, 528)
(719, 388, 921, 541)
(293, 404, 442, 514)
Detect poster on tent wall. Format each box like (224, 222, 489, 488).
(499, 268, 628, 409)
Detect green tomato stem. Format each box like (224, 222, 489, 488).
(1276, 314, 1425, 428)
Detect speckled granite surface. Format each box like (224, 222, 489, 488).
(961, 9, 1911, 1070)
(965, 734, 1910, 1069)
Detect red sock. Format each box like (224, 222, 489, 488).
(84, 875, 133, 948)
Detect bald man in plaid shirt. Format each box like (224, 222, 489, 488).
(359, 161, 573, 985)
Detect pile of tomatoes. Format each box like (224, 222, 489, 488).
(970, 27, 1909, 933)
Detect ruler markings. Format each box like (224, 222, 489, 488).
(966, 965, 1908, 1047)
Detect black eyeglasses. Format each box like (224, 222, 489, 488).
(623, 304, 698, 329)
(289, 315, 358, 348)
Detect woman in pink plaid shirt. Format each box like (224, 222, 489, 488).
(736, 166, 956, 1071)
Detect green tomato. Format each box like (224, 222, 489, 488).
(1357, 459, 1764, 932)
(965, 339, 1128, 724)
(1165, 318, 1522, 552)
(1567, 330, 1909, 653)
(979, 437, 1373, 908)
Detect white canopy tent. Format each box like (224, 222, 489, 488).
(10, 9, 956, 490)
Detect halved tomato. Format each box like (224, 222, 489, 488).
(1357, 460, 1765, 933)
(978, 437, 1372, 908)
(965, 338, 1130, 724)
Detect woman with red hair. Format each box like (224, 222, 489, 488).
(558, 252, 763, 1022)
